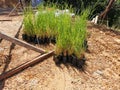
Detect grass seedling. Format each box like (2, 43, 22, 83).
(55, 8, 90, 59)
(23, 3, 90, 60)
(23, 8, 34, 36)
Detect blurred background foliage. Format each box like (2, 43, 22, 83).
(44, 0, 120, 29)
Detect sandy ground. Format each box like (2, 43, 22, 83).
(0, 15, 120, 90)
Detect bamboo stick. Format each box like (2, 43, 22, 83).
(0, 32, 46, 54)
(0, 51, 54, 81)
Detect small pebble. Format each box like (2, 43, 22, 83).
(93, 70, 103, 77)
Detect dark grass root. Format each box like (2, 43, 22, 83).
(22, 34, 87, 46)
(53, 54, 86, 71)
(22, 34, 56, 44)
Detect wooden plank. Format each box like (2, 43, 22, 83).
(0, 32, 46, 54)
(0, 20, 12, 21)
(0, 51, 54, 81)
(8, 2, 20, 16)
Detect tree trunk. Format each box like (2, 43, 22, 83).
(99, 0, 116, 19)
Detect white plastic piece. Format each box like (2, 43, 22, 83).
(91, 18, 95, 23)
(55, 12, 61, 17)
(65, 9, 69, 13)
(70, 13, 75, 17)
(91, 15, 99, 24)
(35, 11, 39, 17)
(95, 15, 99, 24)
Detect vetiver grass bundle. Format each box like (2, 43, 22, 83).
(55, 13, 72, 56)
(23, 4, 58, 44)
(34, 5, 58, 43)
(22, 8, 35, 41)
(54, 9, 90, 69)
(72, 9, 89, 58)
(22, 3, 90, 69)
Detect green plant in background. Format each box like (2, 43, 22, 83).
(45, 0, 120, 30)
(34, 11, 47, 38)
(23, 8, 34, 36)
(108, 0, 120, 30)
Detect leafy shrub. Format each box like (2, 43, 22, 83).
(44, 0, 120, 29)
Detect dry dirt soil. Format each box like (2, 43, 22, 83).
(0, 15, 120, 90)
